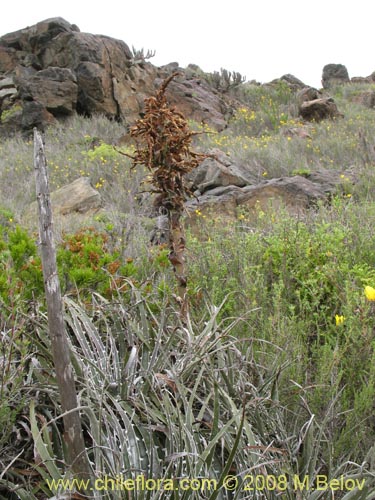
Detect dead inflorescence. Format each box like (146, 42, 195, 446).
(119, 72, 208, 321)
(124, 72, 207, 211)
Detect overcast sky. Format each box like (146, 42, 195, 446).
(0, 0, 373, 89)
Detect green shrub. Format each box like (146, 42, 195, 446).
(58, 227, 124, 296)
(186, 204, 375, 457)
(82, 141, 119, 162)
(0, 225, 43, 301)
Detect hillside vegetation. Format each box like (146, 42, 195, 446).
(1, 80, 375, 499)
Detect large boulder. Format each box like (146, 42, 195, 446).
(38, 29, 140, 118)
(186, 149, 256, 194)
(296, 86, 343, 122)
(21, 101, 56, 131)
(322, 64, 350, 88)
(237, 176, 329, 212)
(299, 97, 342, 121)
(22, 176, 103, 231)
(47, 176, 102, 215)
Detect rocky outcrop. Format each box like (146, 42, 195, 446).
(184, 154, 355, 226)
(0, 18, 234, 136)
(239, 176, 328, 211)
(185, 175, 329, 224)
(322, 64, 350, 88)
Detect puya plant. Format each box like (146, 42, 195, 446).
(119, 72, 207, 321)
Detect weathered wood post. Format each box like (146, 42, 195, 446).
(33, 128, 91, 485)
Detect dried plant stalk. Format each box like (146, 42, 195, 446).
(126, 72, 207, 321)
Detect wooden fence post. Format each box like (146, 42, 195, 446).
(33, 128, 91, 486)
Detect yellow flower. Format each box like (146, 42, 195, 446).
(335, 314, 345, 326)
(364, 286, 375, 301)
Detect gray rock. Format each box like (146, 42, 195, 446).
(0, 46, 18, 72)
(160, 76, 231, 131)
(185, 175, 331, 226)
(19, 67, 78, 116)
(270, 74, 306, 91)
(48, 176, 102, 215)
(21, 101, 56, 132)
(0, 17, 79, 51)
(322, 64, 350, 88)
(186, 149, 256, 193)
(237, 176, 327, 212)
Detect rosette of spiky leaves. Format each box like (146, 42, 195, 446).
(129, 72, 206, 212)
